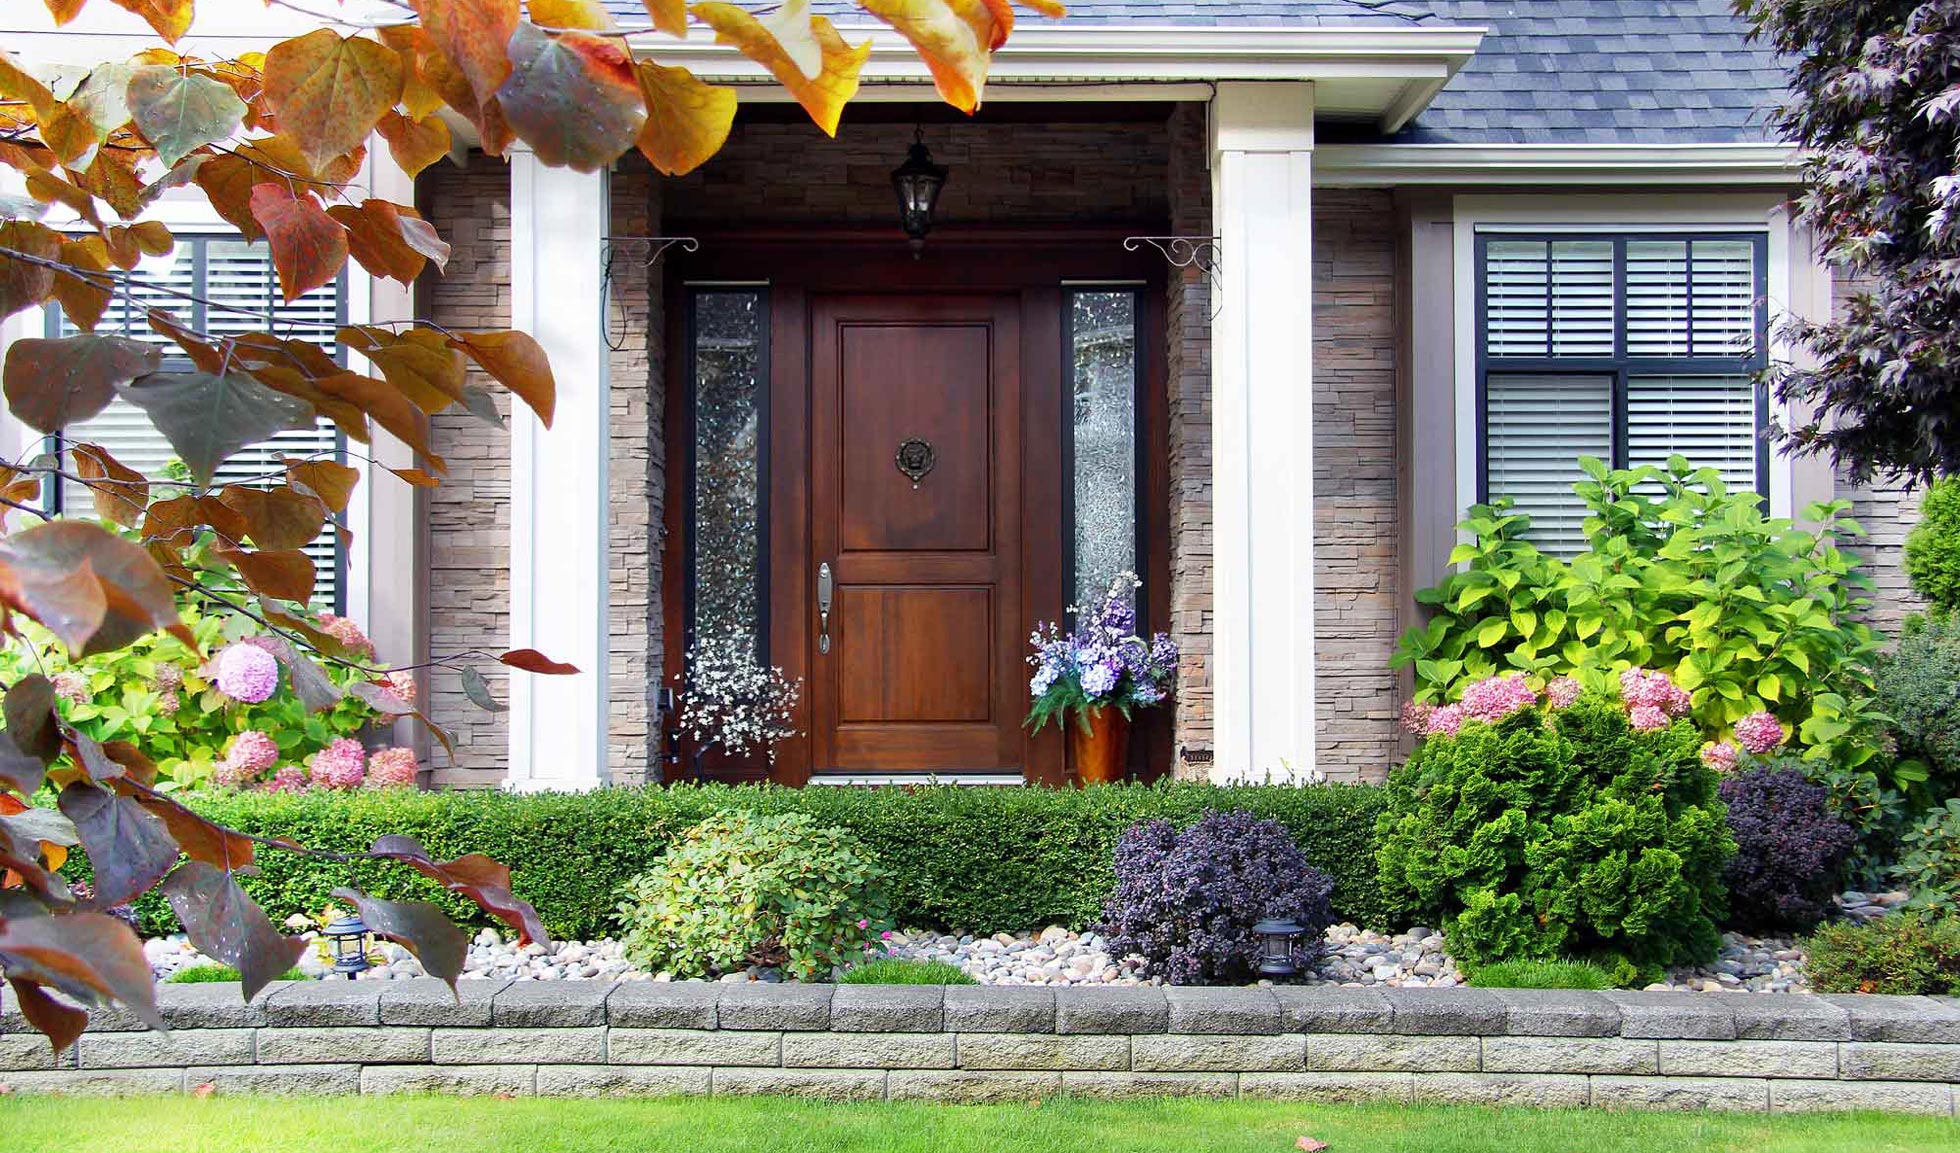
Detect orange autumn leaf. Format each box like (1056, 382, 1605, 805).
(413, 0, 519, 118)
(450, 331, 555, 428)
(691, 2, 868, 136)
(327, 199, 451, 284)
(634, 61, 735, 177)
(528, 0, 616, 30)
(262, 29, 405, 174)
(641, 0, 688, 38)
(106, 0, 194, 44)
(858, 0, 1006, 113)
(247, 183, 348, 303)
(375, 110, 451, 177)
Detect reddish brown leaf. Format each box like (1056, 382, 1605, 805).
(0, 219, 61, 322)
(125, 788, 255, 870)
(190, 154, 265, 242)
(161, 862, 306, 1001)
(331, 887, 468, 988)
(0, 521, 192, 657)
(247, 184, 348, 303)
(340, 326, 465, 414)
(450, 331, 554, 428)
(97, 740, 157, 787)
(262, 30, 404, 174)
(140, 494, 248, 548)
(4, 675, 62, 763)
(251, 634, 342, 712)
(214, 547, 315, 603)
(0, 732, 48, 797)
(314, 370, 444, 468)
(0, 911, 165, 1031)
(496, 23, 645, 173)
(286, 459, 359, 513)
(58, 782, 177, 909)
(390, 466, 442, 488)
(40, 0, 89, 27)
(72, 442, 151, 529)
(66, 731, 123, 785)
(3, 334, 160, 434)
(369, 835, 549, 946)
(413, 0, 519, 120)
(51, 237, 112, 332)
(498, 648, 579, 675)
(374, 110, 451, 178)
(326, 199, 450, 284)
(73, 150, 146, 219)
(215, 485, 327, 552)
(8, 978, 86, 1055)
(634, 62, 736, 177)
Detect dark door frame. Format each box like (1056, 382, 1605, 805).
(661, 225, 1170, 786)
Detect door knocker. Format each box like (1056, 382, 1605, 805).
(895, 437, 936, 488)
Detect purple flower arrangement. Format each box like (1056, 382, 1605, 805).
(1025, 571, 1177, 732)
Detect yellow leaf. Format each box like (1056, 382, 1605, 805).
(857, 0, 1003, 113)
(376, 110, 452, 177)
(529, 0, 617, 30)
(641, 0, 687, 38)
(450, 331, 555, 428)
(263, 30, 405, 175)
(106, 0, 194, 44)
(634, 62, 735, 177)
(691, 2, 868, 136)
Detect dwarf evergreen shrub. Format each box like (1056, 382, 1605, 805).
(1904, 478, 1960, 614)
(1376, 696, 1734, 986)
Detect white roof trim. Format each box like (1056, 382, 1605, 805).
(1315, 142, 1804, 186)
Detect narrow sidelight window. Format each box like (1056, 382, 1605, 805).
(1065, 289, 1142, 611)
(686, 290, 767, 654)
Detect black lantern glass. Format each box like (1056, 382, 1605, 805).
(1252, 917, 1305, 980)
(890, 129, 947, 257)
(325, 914, 371, 980)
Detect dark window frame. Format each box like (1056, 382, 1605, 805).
(681, 287, 772, 663)
(1473, 230, 1771, 508)
(40, 230, 351, 613)
(1060, 284, 1148, 625)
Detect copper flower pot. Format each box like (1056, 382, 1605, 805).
(1068, 705, 1131, 786)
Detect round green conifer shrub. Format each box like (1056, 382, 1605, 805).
(1905, 478, 1960, 614)
(1376, 694, 1735, 987)
(615, 810, 893, 980)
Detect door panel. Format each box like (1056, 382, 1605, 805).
(811, 296, 1023, 774)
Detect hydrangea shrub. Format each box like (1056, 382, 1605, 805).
(1377, 693, 1734, 986)
(1718, 767, 1856, 931)
(616, 810, 893, 980)
(1098, 809, 1335, 985)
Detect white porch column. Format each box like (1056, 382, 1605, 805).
(506, 148, 610, 790)
(1208, 82, 1317, 783)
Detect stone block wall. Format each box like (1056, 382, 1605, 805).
(8, 982, 1957, 1114)
(1165, 103, 1213, 777)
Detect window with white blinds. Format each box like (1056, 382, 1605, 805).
(46, 233, 349, 611)
(1477, 230, 1768, 555)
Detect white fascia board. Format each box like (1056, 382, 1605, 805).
(635, 24, 1486, 86)
(1315, 142, 1804, 186)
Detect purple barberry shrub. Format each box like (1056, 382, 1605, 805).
(1720, 766, 1857, 931)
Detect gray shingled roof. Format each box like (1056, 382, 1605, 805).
(607, 1, 1787, 145)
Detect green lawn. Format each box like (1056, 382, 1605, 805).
(2, 1095, 1951, 1153)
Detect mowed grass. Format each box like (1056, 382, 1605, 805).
(1, 1094, 1950, 1153)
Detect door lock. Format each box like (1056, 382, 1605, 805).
(817, 562, 833, 655)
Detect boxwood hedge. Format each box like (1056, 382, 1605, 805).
(125, 783, 1391, 940)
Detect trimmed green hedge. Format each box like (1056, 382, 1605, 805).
(127, 783, 1391, 940)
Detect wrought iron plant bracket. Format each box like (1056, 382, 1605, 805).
(601, 236, 699, 350)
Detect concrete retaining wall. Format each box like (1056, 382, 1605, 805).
(4, 983, 1958, 1113)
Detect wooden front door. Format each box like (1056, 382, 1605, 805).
(808, 295, 1025, 774)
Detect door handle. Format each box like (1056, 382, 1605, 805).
(817, 562, 833, 655)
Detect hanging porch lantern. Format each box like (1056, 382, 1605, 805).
(1252, 917, 1306, 980)
(324, 913, 372, 980)
(890, 128, 948, 258)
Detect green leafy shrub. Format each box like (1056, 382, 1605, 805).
(115, 783, 1392, 942)
(1376, 695, 1734, 986)
(1793, 760, 1909, 890)
(1803, 915, 1960, 996)
(166, 965, 306, 984)
(1465, 958, 1615, 991)
(1904, 478, 1960, 614)
(1893, 799, 1960, 916)
(1874, 612, 1960, 801)
(615, 811, 893, 980)
(1394, 456, 1884, 776)
(837, 958, 977, 985)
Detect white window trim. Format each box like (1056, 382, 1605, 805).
(1449, 194, 1799, 548)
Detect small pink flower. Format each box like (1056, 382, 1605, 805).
(365, 746, 419, 789)
(308, 737, 366, 790)
(1425, 703, 1465, 738)
(1628, 704, 1668, 732)
(1400, 700, 1436, 735)
(856, 919, 869, 930)
(1700, 741, 1740, 772)
(51, 671, 89, 708)
(1734, 711, 1785, 755)
(881, 930, 893, 940)
(1545, 677, 1582, 709)
(215, 643, 279, 704)
(264, 766, 308, 793)
(1459, 673, 1539, 724)
(1618, 667, 1691, 719)
(317, 612, 376, 660)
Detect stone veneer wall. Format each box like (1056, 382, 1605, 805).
(6, 982, 1958, 1113)
(1164, 104, 1213, 777)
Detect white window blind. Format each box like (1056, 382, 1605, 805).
(51, 234, 348, 611)
(1485, 374, 1613, 554)
(1484, 239, 1615, 357)
(1627, 375, 1759, 493)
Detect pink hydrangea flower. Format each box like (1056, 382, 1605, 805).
(385, 669, 416, 707)
(157, 690, 180, 716)
(318, 612, 376, 660)
(1400, 700, 1436, 735)
(365, 746, 419, 789)
(309, 737, 366, 790)
(1628, 704, 1669, 732)
(1700, 741, 1740, 772)
(1618, 667, 1691, 719)
(1734, 711, 1785, 755)
(225, 730, 279, 774)
(1425, 703, 1466, 738)
(152, 663, 183, 692)
(1459, 673, 1539, 724)
(1545, 676, 1582, 709)
(264, 766, 308, 793)
(215, 643, 279, 704)
(51, 671, 89, 708)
